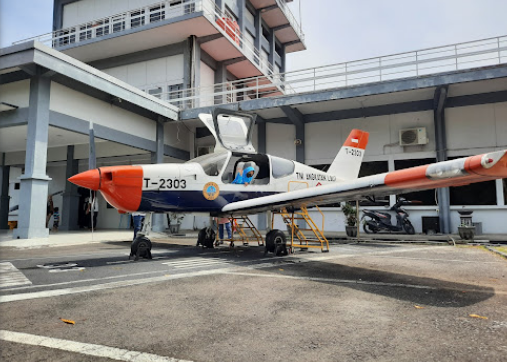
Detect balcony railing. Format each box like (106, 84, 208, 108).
(275, 0, 304, 43)
(12, 0, 301, 78)
(158, 35, 507, 110)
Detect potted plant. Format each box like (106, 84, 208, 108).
(342, 202, 358, 237)
(458, 222, 476, 242)
(457, 210, 475, 242)
(168, 212, 184, 234)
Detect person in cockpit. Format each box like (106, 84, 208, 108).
(232, 164, 255, 186)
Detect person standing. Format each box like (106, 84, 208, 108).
(217, 217, 232, 242)
(85, 193, 99, 230)
(52, 207, 60, 232)
(46, 195, 54, 228)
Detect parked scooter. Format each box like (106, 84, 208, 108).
(361, 197, 415, 234)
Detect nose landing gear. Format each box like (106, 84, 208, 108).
(129, 212, 153, 261)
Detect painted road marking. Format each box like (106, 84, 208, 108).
(0, 246, 469, 303)
(162, 257, 231, 269)
(0, 330, 192, 362)
(37, 263, 86, 272)
(0, 262, 32, 288)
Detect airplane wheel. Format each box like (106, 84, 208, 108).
(265, 230, 287, 256)
(197, 227, 216, 248)
(130, 236, 152, 261)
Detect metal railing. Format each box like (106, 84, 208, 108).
(12, 0, 301, 78)
(159, 35, 507, 109)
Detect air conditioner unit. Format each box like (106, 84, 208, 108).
(197, 146, 214, 156)
(399, 127, 428, 146)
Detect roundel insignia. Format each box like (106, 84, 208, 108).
(203, 182, 220, 200)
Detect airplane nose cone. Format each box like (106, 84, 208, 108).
(68, 169, 100, 190)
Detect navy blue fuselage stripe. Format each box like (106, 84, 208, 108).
(138, 190, 279, 212)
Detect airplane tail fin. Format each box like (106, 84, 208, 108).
(327, 129, 369, 180)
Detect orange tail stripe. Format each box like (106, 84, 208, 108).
(343, 129, 369, 150)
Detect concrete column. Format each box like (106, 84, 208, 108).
(14, 75, 52, 239)
(433, 86, 451, 234)
(254, 8, 262, 63)
(257, 120, 267, 231)
(60, 146, 80, 231)
(0, 154, 10, 230)
(237, 0, 245, 37)
(152, 118, 165, 232)
(214, 61, 227, 105)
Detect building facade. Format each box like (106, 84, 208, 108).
(0, 0, 506, 238)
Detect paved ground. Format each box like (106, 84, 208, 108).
(0, 239, 506, 362)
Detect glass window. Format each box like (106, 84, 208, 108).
(271, 156, 294, 179)
(215, 113, 252, 150)
(359, 161, 389, 206)
(148, 87, 162, 99)
(395, 158, 437, 205)
(187, 151, 229, 177)
(95, 19, 110, 37)
(450, 181, 497, 205)
(130, 10, 145, 28)
(504, 179, 507, 205)
(150, 5, 165, 22)
(112, 15, 125, 32)
(79, 24, 92, 41)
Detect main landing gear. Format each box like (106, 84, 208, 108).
(129, 213, 153, 261)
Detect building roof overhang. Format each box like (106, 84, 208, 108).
(0, 41, 179, 121)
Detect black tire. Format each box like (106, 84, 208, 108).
(197, 227, 216, 248)
(265, 230, 287, 256)
(363, 222, 377, 234)
(403, 221, 415, 235)
(130, 236, 152, 261)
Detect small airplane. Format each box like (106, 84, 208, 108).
(69, 109, 507, 258)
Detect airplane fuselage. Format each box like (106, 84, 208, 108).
(74, 151, 341, 215)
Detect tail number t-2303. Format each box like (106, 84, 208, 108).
(345, 147, 362, 157)
(144, 178, 187, 189)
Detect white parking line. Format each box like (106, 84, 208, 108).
(162, 258, 230, 268)
(0, 262, 32, 288)
(0, 330, 192, 362)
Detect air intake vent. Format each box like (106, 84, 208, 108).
(399, 127, 428, 146)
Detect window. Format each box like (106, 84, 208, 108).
(95, 19, 110, 37)
(504, 179, 507, 205)
(168, 83, 183, 108)
(188, 151, 229, 177)
(271, 156, 295, 179)
(450, 181, 497, 205)
(395, 158, 437, 205)
(112, 15, 125, 32)
(14, 183, 20, 190)
(130, 10, 145, 28)
(148, 87, 162, 99)
(56, 28, 76, 46)
(79, 24, 93, 41)
(184, 0, 195, 14)
(447, 156, 497, 205)
(150, 5, 165, 22)
(359, 161, 389, 206)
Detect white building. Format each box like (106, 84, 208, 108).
(0, 0, 506, 238)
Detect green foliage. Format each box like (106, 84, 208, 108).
(341, 203, 357, 226)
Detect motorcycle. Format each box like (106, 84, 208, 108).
(361, 197, 415, 234)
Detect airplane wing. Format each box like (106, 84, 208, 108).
(221, 150, 507, 215)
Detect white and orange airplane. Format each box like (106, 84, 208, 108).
(69, 109, 507, 257)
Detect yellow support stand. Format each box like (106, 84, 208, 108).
(274, 206, 329, 253)
(216, 216, 264, 247)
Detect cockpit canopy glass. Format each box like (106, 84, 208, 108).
(187, 151, 229, 176)
(216, 114, 252, 149)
